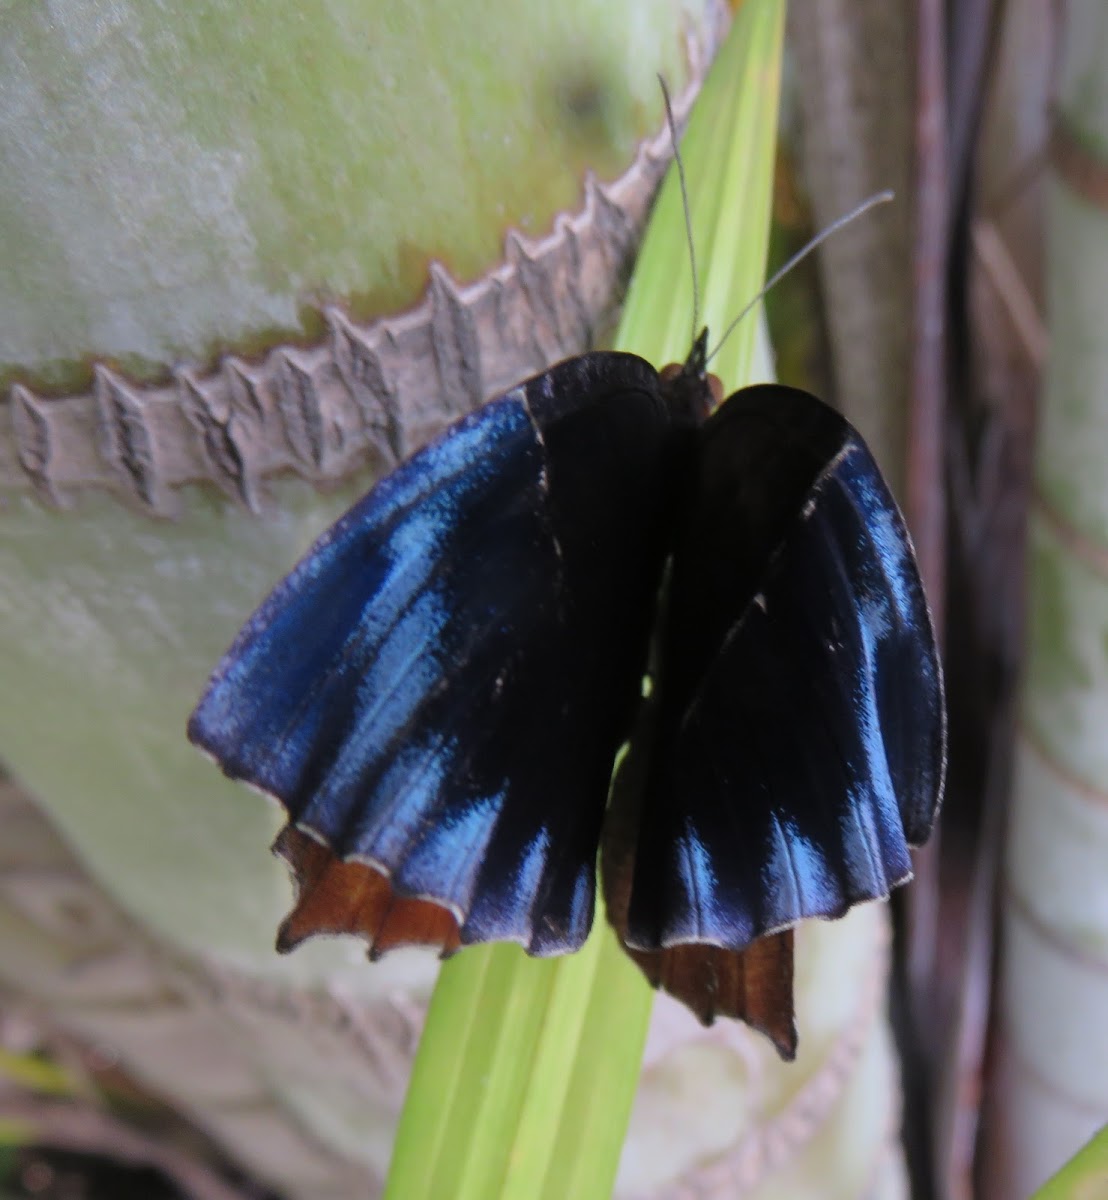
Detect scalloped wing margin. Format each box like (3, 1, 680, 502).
(189, 352, 683, 956)
(624, 385, 946, 954)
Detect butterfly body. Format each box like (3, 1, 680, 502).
(189, 340, 945, 1057)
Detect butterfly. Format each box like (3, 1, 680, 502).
(188, 320, 945, 1060)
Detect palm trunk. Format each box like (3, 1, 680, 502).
(981, 1, 1108, 1193)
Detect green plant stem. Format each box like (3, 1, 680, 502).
(383, 2, 785, 1197)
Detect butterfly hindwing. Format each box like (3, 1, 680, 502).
(189, 352, 684, 956)
(624, 384, 945, 953)
(601, 657, 798, 1057)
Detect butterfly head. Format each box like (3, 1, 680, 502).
(658, 327, 722, 425)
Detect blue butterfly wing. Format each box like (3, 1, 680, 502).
(190, 352, 680, 956)
(623, 384, 945, 953)
(601, 660, 798, 1053)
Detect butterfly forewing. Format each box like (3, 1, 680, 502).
(623, 384, 945, 955)
(190, 352, 686, 956)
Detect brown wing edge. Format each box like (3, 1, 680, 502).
(620, 933, 797, 1060)
(601, 709, 798, 1060)
(273, 825, 462, 960)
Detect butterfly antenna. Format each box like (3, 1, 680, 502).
(659, 75, 700, 348)
(705, 190, 895, 366)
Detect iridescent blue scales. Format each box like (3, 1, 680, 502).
(189, 344, 945, 1059)
(621, 386, 944, 959)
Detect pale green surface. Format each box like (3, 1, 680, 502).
(1008, 740, 1108, 960)
(0, 478, 425, 987)
(1022, 512, 1108, 789)
(0, 0, 699, 388)
(1036, 180, 1108, 547)
(385, 5, 788, 1198)
(746, 991, 896, 1199)
(0, 1, 713, 986)
(998, 867, 1108, 1115)
(1004, 0, 1108, 1192)
(1057, 7, 1108, 151)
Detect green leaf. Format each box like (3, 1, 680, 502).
(0, 1120, 34, 1149)
(1029, 1124, 1108, 1199)
(0, 1050, 72, 1098)
(384, 3, 785, 1197)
